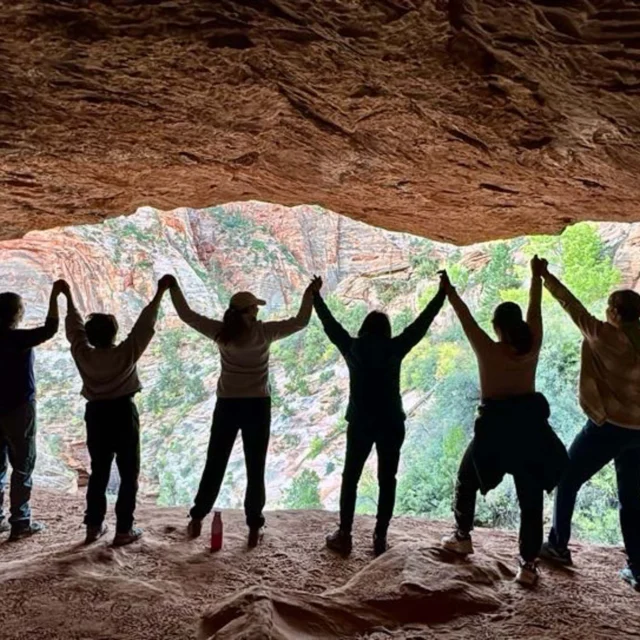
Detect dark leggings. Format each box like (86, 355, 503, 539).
(191, 397, 271, 528)
(339, 421, 405, 535)
(454, 439, 544, 562)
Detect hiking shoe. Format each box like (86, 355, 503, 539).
(620, 566, 640, 591)
(9, 521, 46, 541)
(247, 526, 264, 549)
(85, 523, 109, 544)
(540, 541, 573, 566)
(326, 528, 352, 556)
(441, 530, 474, 555)
(0, 519, 10, 534)
(373, 531, 388, 557)
(516, 559, 539, 586)
(187, 518, 203, 539)
(113, 526, 143, 547)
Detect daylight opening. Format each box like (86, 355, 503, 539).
(1, 202, 632, 547)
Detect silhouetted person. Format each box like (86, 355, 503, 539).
(167, 275, 320, 547)
(61, 277, 171, 546)
(440, 258, 567, 586)
(313, 275, 447, 557)
(0, 281, 64, 539)
(538, 263, 640, 591)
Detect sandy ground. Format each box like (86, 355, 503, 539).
(0, 490, 638, 639)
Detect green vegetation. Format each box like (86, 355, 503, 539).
(283, 469, 324, 509)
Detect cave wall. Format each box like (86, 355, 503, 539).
(2, 0, 640, 243)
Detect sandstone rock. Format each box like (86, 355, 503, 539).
(3, 2, 640, 243)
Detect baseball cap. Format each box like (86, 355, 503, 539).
(229, 291, 266, 311)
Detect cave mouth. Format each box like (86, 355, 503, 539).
(0, 201, 633, 547)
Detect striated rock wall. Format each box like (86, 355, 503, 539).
(3, 1, 640, 243)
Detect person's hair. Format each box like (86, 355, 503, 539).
(358, 311, 392, 339)
(492, 302, 533, 355)
(609, 290, 640, 323)
(0, 292, 23, 330)
(85, 313, 119, 348)
(216, 307, 250, 345)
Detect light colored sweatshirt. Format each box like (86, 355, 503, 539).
(170, 288, 313, 398)
(546, 275, 640, 429)
(66, 303, 158, 402)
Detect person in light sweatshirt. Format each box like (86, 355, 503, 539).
(167, 275, 320, 547)
(538, 262, 640, 591)
(62, 276, 172, 546)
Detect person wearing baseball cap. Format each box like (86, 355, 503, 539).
(165, 275, 322, 547)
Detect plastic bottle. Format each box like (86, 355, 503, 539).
(210, 511, 223, 552)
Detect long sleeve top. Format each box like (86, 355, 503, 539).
(313, 289, 446, 423)
(66, 303, 158, 402)
(170, 288, 313, 398)
(0, 317, 59, 412)
(545, 275, 640, 429)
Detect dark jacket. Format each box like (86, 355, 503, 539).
(0, 316, 59, 413)
(313, 290, 446, 424)
(471, 392, 569, 494)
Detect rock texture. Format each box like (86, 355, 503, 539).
(3, 1, 640, 243)
(1, 490, 639, 640)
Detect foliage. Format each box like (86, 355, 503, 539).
(283, 469, 323, 509)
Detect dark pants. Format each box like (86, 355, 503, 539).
(339, 420, 405, 535)
(0, 402, 37, 527)
(84, 397, 140, 534)
(454, 439, 544, 562)
(191, 397, 271, 528)
(549, 419, 640, 575)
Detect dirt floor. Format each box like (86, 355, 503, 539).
(0, 490, 638, 639)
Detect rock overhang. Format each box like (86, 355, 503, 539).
(2, 0, 640, 244)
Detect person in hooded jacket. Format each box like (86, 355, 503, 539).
(312, 274, 447, 556)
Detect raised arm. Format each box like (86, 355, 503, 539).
(527, 255, 544, 349)
(168, 277, 223, 340)
(312, 288, 352, 355)
(393, 282, 446, 357)
(11, 281, 62, 349)
(442, 271, 493, 353)
(541, 263, 603, 341)
(264, 277, 318, 342)
(123, 276, 172, 361)
(60, 281, 90, 355)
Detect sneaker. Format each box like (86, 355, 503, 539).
(85, 523, 109, 544)
(113, 526, 143, 547)
(247, 526, 264, 549)
(9, 521, 46, 541)
(540, 541, 573, 566)
(373, 531, 388, 557)
(441, 530, 474, 555)
(187, 518, 203, 539)
(0, 519, 10, 534)
(620, 566, 640, 591)
(515, 559, 539, 586)
(325, 528, 352, 556)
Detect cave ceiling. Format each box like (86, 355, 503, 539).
(2, 0, 640, 244)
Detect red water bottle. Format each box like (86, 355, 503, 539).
(210, 511, 223, 552)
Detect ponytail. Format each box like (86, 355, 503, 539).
(215, 307, 248, 346)
(493, 302, 533, 355)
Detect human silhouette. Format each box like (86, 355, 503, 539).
(0, 281, 65, 539)
(313, 274, 447, 556)
(439, 257, 567, 586)
(60, 276, 172, 546)
(167, 275, 320, 547)
(538, 262, 640, 591)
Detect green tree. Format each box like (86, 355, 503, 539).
(283, 469, 323, 509)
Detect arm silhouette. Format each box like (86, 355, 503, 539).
(264, 278, 318, 342)
(168, 278, 223, 340)
(393, 286, 446, 357)
(527, 256, 544, 350)
(12, 281, 62, 349)
(312, 291, 352, 355)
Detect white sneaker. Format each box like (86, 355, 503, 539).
(515, 559, 539, 586)
(441, 531, 474, 555)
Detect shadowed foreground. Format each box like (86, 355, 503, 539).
(0, 491, 637, 639)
